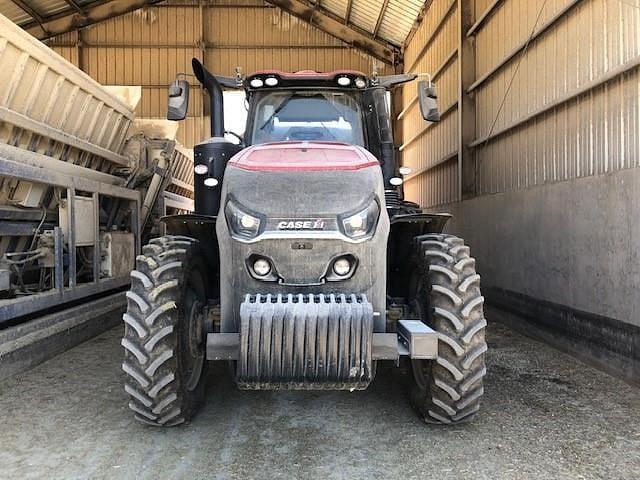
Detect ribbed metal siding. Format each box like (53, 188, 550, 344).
(0, 1, 31, 24)
(399, 0, 640, 206)
(474, 0, 640, 195)
(377, 0, 426, 46)
(400, 0, 459, 208)
(48, 1, 389, 148)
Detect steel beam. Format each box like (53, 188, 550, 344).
(466, 0, 502, 37)
(0, 292, 125, 379)
(0, 143, 122, 186)
(264, 0, 397, 64)
(66, 188, 77, 288)
(373, 0, 391, 38)
(0, 277, 129, 323)
(10, 0, 47, 28)
(47, 42, 357, 50)
(470, 56, 640, 148)
(458, 0, 476, 199)
(399, 100, 458, 152)
(0, 155, 139, 201)
(25, 0, 165, 40)
(0, 221, 42, 236)
(62, 0, 86, 15)
(467, 0, 584, 93)
(344, 0, 353, 24)
(403, 151, 458, 183)
(0, 206, 47, 221)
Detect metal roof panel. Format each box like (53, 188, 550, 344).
(0, 1, 32, 24)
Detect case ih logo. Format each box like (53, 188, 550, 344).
(277, 219, 326, 230)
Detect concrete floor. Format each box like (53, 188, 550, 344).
(0, 309, 639, 480)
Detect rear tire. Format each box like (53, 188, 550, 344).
(407, 234, 487, 424)
(122, 235, 208, 426)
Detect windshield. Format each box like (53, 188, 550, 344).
(248, 90, 365, 146)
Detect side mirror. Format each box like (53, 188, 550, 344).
(417, 80, 440, 122)
(167, 79, 189, 121)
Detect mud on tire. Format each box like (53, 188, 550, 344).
(408, 234, 487, 424)
(122, 235, 208, 426)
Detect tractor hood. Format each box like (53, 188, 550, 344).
(221, 141, 385, 217)
(216, 140, 391, 334)
(228, 141, 379, 172)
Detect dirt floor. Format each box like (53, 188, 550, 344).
(0, 308, 639, 480)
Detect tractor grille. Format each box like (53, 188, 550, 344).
(237, 293, 374, 390)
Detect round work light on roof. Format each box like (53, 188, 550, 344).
(250, 78, 264, 88)
(354, 77, 367, 88)
(265, 77, 279, 87)
(337, 77, 351, 86)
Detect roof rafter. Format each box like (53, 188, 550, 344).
(10, 0, 46, 25)
(25, 0, 164, 40)
(62, 0, 87, 15)
(264, 0, 398, 64)
(344, 0, 353, 24)
(373, 0, 391, 38)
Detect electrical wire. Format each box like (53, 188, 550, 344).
(3, 253, 44, 265)
(29, 207, 47, 250)
(5, 250, 41, 257)
(482, 0, 550, 149)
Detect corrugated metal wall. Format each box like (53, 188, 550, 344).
(400, 0, 640, 208)
(473, 0, 640, 195)
(399, 0, 459, 208)
(48, 0, 390, 148)
(398, 0, 640, 362)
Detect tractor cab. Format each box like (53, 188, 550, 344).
(168, 59, 440, 216)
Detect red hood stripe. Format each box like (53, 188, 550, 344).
(228, 142, 380, 172)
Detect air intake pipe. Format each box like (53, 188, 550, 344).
(191, 59, 243, 216)
(192, 58, 224, 137)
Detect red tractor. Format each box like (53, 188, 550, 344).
(121, 59, 487, 426)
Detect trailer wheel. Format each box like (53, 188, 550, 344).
(122, 235, 208, 426)
(407, 234, 487, 424)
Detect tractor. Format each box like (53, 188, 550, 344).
(121, 59, 487, 426)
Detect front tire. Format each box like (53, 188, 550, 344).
(122, 235, 208, 426)
(408, 234, 487, 424)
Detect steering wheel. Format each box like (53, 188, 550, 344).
(225, 130, 244, 145)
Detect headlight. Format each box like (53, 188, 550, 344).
(225, 199, 263, 240)
(194, 164, 208, 175)
(339, 199, 380, 240)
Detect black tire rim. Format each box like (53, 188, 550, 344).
(183, 268, 206, 393)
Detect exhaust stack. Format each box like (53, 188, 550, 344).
(192, 58, 225, 137)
